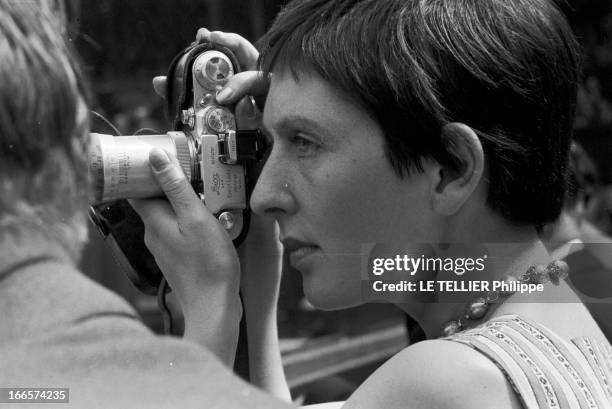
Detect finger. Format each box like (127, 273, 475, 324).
(152, 76, 167, 99)
(141, 221, 181, 259)
(148, 148, 201, 224)
(235, 96, 261, 129)
(195, 27, 211, 43)
(216, 71, 270, 105)
(209, 31, 259, 70)
(129, 198, 176, 236)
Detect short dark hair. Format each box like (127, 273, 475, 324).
(0, 0, 91, 256)
(258, 0, 581, 225)
(566, 142, 599, 209)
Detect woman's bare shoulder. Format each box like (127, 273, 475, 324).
(343, 339, 523, 409)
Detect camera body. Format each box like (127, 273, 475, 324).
(89, 42, 266, 293)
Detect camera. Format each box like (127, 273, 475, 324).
(88, 42, 267, 294)
(89, 45, 266, 239)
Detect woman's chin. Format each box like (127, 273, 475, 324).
(296, 252, 368, 310)
(301, 276, 365, 311)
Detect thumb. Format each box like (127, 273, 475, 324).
(235, 96, 260, 129)
(149, 148, 199, 222)
(152, 76, 167, 99)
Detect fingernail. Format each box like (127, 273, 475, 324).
(244, 97, 256, 118)
(216, 87, 233, 103)
(150, 148, 170, 171)
(237, 98, 257, 119)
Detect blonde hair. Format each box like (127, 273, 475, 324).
(0, 0, 92, 260)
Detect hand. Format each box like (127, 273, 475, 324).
(135, 30, 284, 377)
(152, 28, 270, 118)
(130, 149, 241, 309)
(140, 28, 267, 307)
(192, 29, 288, 398)
(154, 26, 282, 305)
(190, 29, 282, 304)
(130, 148, 242, 364)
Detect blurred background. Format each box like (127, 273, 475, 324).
(63, 0, 612, 404)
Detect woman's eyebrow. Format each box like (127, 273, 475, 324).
(262, 114, 331, 137)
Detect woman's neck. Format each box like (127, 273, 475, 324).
(395, 222, 551, 339)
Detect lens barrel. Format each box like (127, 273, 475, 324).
(89, 132, 196, 203)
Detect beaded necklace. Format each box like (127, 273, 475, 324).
(440, 259, 570, 337)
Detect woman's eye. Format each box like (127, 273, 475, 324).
(289, 135, 320, 156)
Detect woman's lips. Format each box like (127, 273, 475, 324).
(282, 238, 321, 269)
(288, 245, 320, 268)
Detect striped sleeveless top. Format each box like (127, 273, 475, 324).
(444, 315, 612, 409)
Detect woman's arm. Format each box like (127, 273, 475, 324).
(130, 149, 243, 365)
(205, 28, 292, 401)
(135, 29, 291, 400)
(238, 214, 291, 400)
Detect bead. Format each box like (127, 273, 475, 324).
(556, 260, 569, 276)
(547, 260, 569, 285)
(523, 265, 547, 284)
(533, 265, 548, 283)
(501, 275, 518, 296)
(521, 266, 536, 282)
(441, 320, 462, 337)
(467, 297, 489, 319)
(439, 261, 569, 336)
(486, 291, 500, 302)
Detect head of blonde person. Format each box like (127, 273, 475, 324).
(0, 0, 91, 263)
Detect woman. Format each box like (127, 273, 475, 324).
(133, 0, 612, 407)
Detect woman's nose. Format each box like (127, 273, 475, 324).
(250, 151, 296, 218)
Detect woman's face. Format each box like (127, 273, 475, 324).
(251, 69, 439, 309)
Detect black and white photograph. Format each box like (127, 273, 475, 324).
(1, 0, 612, 407)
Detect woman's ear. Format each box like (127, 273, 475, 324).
(430, 123, 485, 216)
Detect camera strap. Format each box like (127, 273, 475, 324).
(89, 201, 164, 296)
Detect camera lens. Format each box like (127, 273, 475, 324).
(88, 132, 196, 203)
